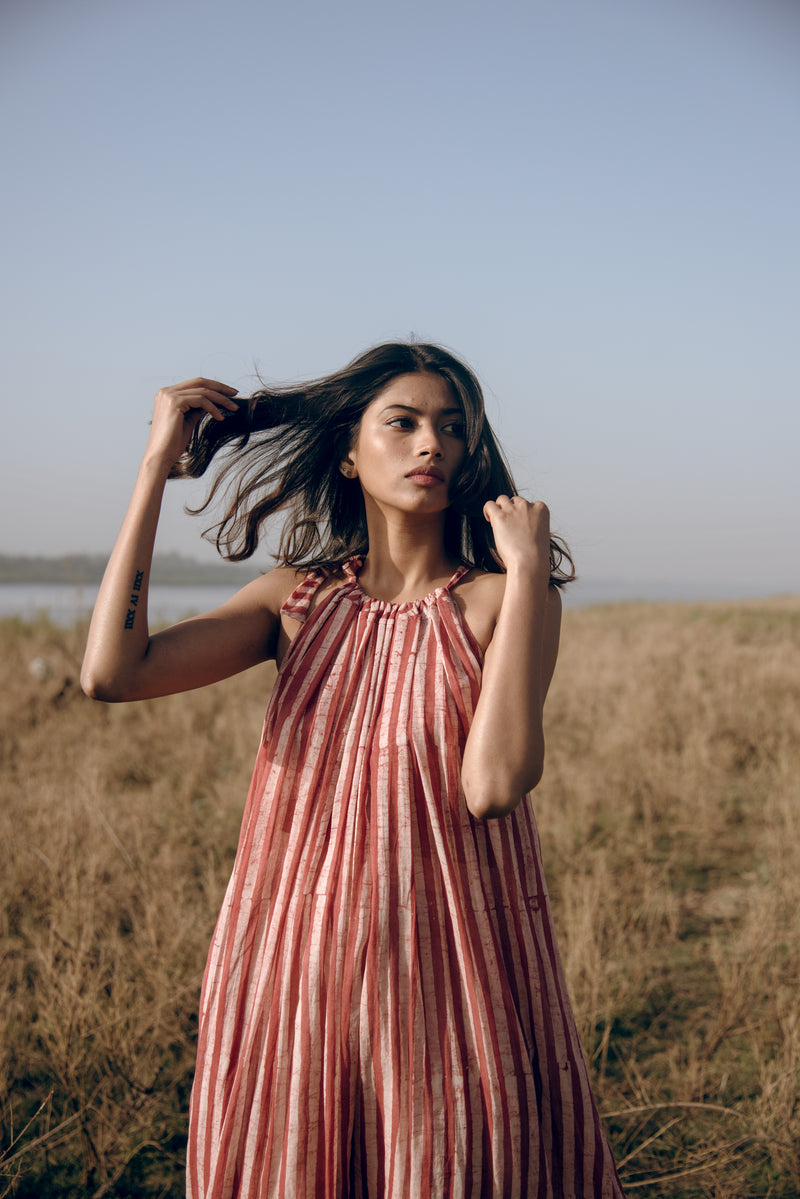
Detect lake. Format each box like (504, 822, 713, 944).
(0, 578, 792, 626)
(0, 583, 245, 626)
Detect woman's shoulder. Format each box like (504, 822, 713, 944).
(255, 562, 352, 620)
(453, 567, 562, 654)
(452, 568, 507, 654)
(458, 566, 508, 598)
(233, 565, 313, 617)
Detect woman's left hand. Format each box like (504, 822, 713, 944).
(483, 495, 551, 574)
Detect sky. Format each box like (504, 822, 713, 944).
(2, 0, 798, 603)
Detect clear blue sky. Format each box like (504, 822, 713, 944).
(2, 0, 798, 600)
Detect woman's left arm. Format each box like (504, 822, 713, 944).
(460, 496, 562, 820)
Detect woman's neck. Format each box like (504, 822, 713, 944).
(357, 506, 460, 603)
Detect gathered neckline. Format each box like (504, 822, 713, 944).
(342, 556, 470, 611)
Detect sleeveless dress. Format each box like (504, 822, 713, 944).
(187, 559, 625, 1199)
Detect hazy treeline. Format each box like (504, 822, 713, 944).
(0, 553, 260, 587)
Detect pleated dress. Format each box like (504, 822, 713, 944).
(187, 558, 625, 1199)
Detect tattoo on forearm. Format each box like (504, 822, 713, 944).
(124, 569, 145, 630)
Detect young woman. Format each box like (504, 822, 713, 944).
(82, 343, 625, 1198)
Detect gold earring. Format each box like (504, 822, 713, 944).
(341, 463, 357, 479)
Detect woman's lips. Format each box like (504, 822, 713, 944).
(406, 468, 445, 485)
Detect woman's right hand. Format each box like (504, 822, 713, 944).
(144, 377, 240, 470)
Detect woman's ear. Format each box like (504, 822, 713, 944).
(340, 458, 357, 479)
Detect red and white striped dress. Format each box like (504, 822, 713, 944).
(187, 559, 625, 1198)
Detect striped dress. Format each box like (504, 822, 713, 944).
(187, 559, 625, 1198)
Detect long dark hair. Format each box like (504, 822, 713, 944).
(172, 342, 575, 585)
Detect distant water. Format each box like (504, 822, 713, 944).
(0, 583, 245, 626)
(563, 577, 799, 608)
(0, 579, 794, 626)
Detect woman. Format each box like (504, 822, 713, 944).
(82, 342, 625, 1197)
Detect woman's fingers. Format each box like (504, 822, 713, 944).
(157, 379, 240, 422)
(483, 496, 551, 568)
(483, 495, 549, 520)
(178, 377, 239, 394)
(173, 378, 240, 418)
(146, 379, 240, 467)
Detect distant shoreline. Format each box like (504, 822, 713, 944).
(0, 552, 261, 587)
(1, 554, 796, 608)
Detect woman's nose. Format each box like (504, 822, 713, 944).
(415, 424, 444, 457)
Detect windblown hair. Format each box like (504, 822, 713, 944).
(172, 342, 575, 585)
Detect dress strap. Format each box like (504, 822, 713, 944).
(280, 569, 328, 623)
(443, 564, 471, 591)
(341, 556, 364, 583)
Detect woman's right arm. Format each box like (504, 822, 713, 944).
(81, 378, 288, 703)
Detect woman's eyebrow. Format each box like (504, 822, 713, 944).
(379, 403, 463, 416)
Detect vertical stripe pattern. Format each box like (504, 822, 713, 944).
(187, 560, 625, 1198)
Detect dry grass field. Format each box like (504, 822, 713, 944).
(1, 597, 799, 1197)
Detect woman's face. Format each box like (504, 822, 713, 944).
(344, 372, 466, 515)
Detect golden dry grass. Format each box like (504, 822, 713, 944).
(1, 598, 799, 1196)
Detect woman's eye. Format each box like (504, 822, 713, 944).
(385, 416, 464, 436)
